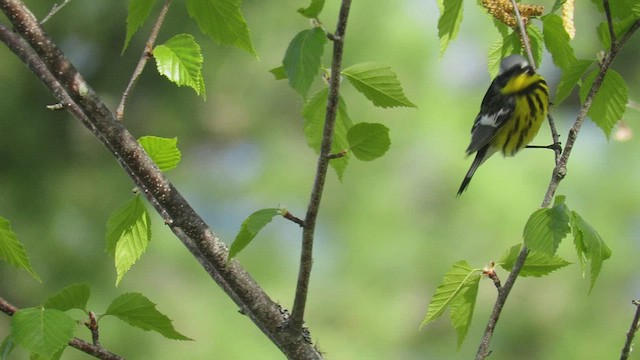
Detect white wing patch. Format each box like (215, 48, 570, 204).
(478, 108, 510, 127)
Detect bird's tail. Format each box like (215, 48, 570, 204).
(457, 147, 489, 196)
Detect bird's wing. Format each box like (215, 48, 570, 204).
(465, 87, 515, 155)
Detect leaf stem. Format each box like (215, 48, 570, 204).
(116, 0, 172, 121)
(289, 0, 352, 334)
(475, 8, 640, 360)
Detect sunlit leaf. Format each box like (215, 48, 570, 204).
(449, 274, 480, 348)
(347, 123, 390, 161)
(571, 211, 611, 292)
(579, 69, 628, 138)
(185, 0, 256, 56)
(153, 34, 205, 97)
(11, 308, 75, 358)
(228, 208, 280, 260)
(523, 196, 571, 255)
(105, 293, 192, 340)
(138, 136, 182, 172)
(341, 62, 416, 108)
(555, 59, 593, 105)
(499, 244, 572, 277)
(437, 0, 463, 56)
(543, 14, 576, 70)
(105, 196, 152, 286)
(283, 28, 327, 98)
(42, 284, 91, 312)
(0, 216, 40, 281)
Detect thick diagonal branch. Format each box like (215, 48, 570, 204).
(0, 1, 322, 358)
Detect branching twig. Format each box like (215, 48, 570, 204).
(0, 297, 123, 360)
(116, 0, 172, 121)
(620, 300, 640, 360)
(40, 0, 70, 24)
(475, 5, 640, 359)
(288, 0, 352, 334)
(0, 0, 323, 358)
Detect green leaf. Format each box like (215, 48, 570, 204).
(297, 0, 325, 18)
(347, 123, 390, 161)
(488, 31, 522, 77)
(597, 16, 638, 49)
(341, 62, 416, 108)
(104, 293, 192, 340)
(138, 136, 182, 172)
(123, 0, 157, 53)
(228, 208, 280, 260)
(555, 59, 593, 105)
(302, 88, 352, 180)
(523, 200, 571, 255)
(499, 244, 572, 277)
(105, 196, 152, 286)
(449, 274, 480, 348)
(437, 0, 463, 57)
(153, 34, 205, 97)
(0, 216, 40, 281)
(571, 211, 611, 292)
(42, 284, 90, 312)
(11, 308, 75, 358)
(527, 24, 544, 69)
(282, 28, 327, 98)
(185, 0, 256, 56)
(579, 69, 628, 138)
(421, 261, 480, 328)
(550, 0, 567, 14)
(269, 66, 287, 80)
(543, 14, 576, 70)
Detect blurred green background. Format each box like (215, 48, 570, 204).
(1, 0, 640, 359)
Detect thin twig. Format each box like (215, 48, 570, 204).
(0, 297, 123, 360)
(620, 300, 640, 360)
(603, 0, 616, 46)
(0, 1, 323, 358)
(509, 0, 534, 67)
(116, 0, 172, 121)
(283, 210, 305, 228)
(40, 0, 70, 24)
(475, 8, 640, 360)
(288, 0, 352, 334)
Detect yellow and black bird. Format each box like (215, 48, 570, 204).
(457, 54, 549, 196)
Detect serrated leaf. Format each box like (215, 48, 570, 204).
(523, 201, 571, 255)
(347, 123, 390, 161)
(228, 208, 280, 260)
(342, 62, 416, 108)
(42, 284, 90, 313)
(138, 136, 182, 172)
(571, 211, 611, 292)
(421, 261, 480, 328)
(499, 244, 572, 277)
(597, 15, 638, 49)
(269, 66, 287, 80)
(123, 0, 158, 53)
(302, 87, 352, 180)
(282, 28, 327, 98)
(297, 0, 325, 18)
(11, 308, 75, 358)
(579, 69, 628, 138)
(153, 34, 205, 97)
(449, 275, 480, 348)
(488, 31, 522, 77)
(437, 0, 463, 57)
(0, 216, 40, 281)
(543, 14, 576, 70)
(527, 24, 544, 69)
(104, 293, 192, 340)
(105, 196, 151, 286)
(185, 0, 256, 56)
(555, 59, 593, 105)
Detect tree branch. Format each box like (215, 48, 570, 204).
(116, 0, 172, 121)
(0, 0, 323, 358)
(475, 8, 640, 360)
(289, 0, 352, 334)
(620, 300, 640, 360)
(0, 297, 123, 360)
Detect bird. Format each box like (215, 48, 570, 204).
(457, 54, 549, 196)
